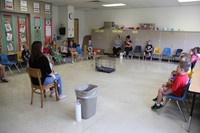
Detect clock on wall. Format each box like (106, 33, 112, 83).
(69, 13, 73, 20)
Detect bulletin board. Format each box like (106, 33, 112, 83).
(17, 15, 28, 51)
(2, 14, 16, 53)
(32, 16, 42, 41)
(44, 16, 52, 42)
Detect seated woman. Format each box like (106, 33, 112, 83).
(29, 41, 66, 100)
(49, 40, 63, 64)
(113, 35, 122, 57)
(0, 64, 8, 82)
(143, 40, 153, 60)
(124, 35, 133, 57)
(22, 44, 30, 66)
(68, 40, 78, 63)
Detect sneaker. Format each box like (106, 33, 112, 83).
(59, 95, 66, 100)
(152, 97, 163, 102)
(151, 103, 163, 110)
(1, 78, 8, 83)
(152, 97, 157, 101)
(50, 92, 55, 97)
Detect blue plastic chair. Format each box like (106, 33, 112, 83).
(161, 47, 171, 62)
(171, 49, 183, 61)
(131, 45, 142, 59)
(158, 79, 191, 122)
(76, 45, 87, 60)
(0, 54, 21, 75)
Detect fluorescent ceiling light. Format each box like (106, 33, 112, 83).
(102, 3, 126, 7)
(178, 0, 200, 2)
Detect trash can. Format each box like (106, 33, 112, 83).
(75, 84, 97, 119)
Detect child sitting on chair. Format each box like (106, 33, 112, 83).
(22, 44, 30, 67)
(151, 61, 190, 110)
(163, 53, 191, 87)
(68, 40, 78, 63)
(87, 40, 94, 60)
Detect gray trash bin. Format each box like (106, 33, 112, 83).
(75, 84, 97, 119)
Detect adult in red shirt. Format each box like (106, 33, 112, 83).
(151, 61, 190, 109)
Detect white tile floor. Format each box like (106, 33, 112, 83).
(0, 58, 199, 133)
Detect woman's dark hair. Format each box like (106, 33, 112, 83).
(126, 35, 130, 39)
(30, 41, 43, 63)
(197, 47, 200, 54)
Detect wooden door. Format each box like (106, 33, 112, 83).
(74, 18, 79, 44)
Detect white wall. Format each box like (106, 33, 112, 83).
(74, 10, 86, 45)
(85, 6, 200, 34)
(53, 5, 200, 46)
(52, 6, 85, 45)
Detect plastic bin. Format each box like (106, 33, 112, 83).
(75, 84, 97, 119)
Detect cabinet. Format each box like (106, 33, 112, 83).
(91, 29, 200, 54)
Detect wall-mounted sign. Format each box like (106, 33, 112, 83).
(112, 30, 123, 33)
(5, 0, 13, 10)
(20, 0, 28, 12)
(45, 4, 50, 14)
(33, 2, 40, 13)
(132, 30, 138, 34)
(95, 29, 104, 33)
(44, 17, 52, 42)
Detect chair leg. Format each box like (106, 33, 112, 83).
(14, 64, 21, 73)
(7, 66, 13, 75)
(131, 54, 134, 59)
(41, 91, 44, 108)
(176, 101, 187, 122)
(158, 98, 171, 114)
(182, 101, 189, 113)
(43, 90, 46, 98)
(31, 91, 33, 105)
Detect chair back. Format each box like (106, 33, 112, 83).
(153, 47, 160, 55)
(76, 45, 83, 54)
(16, 51, 23, 62)
(166, 79, 191, 100)
(175, 49, 183, 57)
(0, 54, 10, 64)
(27, 67, 43, 87)
(134, 45, 142, 53)
(181, 79, 191, 99)
(163, 48, 171, 56)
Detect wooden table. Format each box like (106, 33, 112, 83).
(187, 61, 200, 132)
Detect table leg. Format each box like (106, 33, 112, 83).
(187, 93, 196, 132)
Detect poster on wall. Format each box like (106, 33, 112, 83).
(20, 0, 28, 12)
(2, 14, 15, 53)
(45, 4, 50, 14)
(18, 16, 28, 50)
(7, 42, 14, 51)
(33, 16, 42, 41)
(33, 2, 40, 13)
(5, 23, 12, 32)
(44, 17, 52, 42)
(5, 0, 13, 10)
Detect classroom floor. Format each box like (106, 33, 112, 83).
(0, 58, 199, 133)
